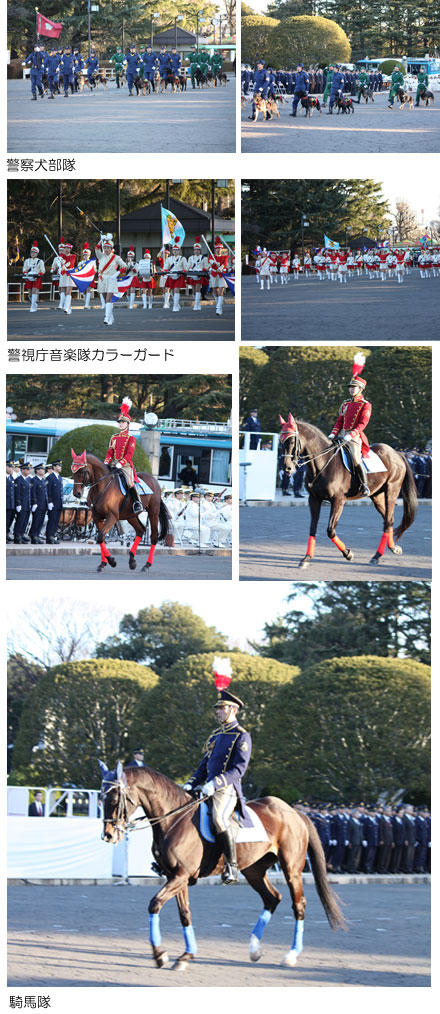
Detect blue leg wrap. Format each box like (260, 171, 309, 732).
(252, 909, 272, 941)
(183, 924, 197, 955)
(149, 912, 161, 947)
(292, 919, 304, 954)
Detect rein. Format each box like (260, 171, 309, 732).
(102, 780, 204, 834)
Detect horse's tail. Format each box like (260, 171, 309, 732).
(158, 499, 172, 543)
(300, 814, 347, 931)
(394, 453, 418, 541)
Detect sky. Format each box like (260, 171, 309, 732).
(6, 583, 316, 662)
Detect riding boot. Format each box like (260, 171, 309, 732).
(355, 461, 370, 496)
(219, 827, 239, 884)
(130, 486, 143, 515)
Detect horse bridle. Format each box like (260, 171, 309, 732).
(101, 779, 203, 836)
(72, 463, 114, 498)
(281, 428, 342, 486)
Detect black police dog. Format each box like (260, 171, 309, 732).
(300, 95, 322, 117)
(419, 88, 435, 106)
(336, 94, 355, 114)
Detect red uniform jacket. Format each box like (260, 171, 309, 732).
(331, 397, 371, 456)
(104, 432, 138, 480)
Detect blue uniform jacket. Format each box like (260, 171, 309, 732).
(170, 54, 181, 73)
(294, 70, 310, 93)
(86, 56, 99, 73)
(125, 53, 142, 74)
(46, 55, 60, 75)
(31, 475, 49, 509)
(60, 55, 75, 75)
(46, 472, 64, 509)
(253, 67, 268, 94)
(25, 53, 45, 72)
(74, 55, 84, 71)
(189, 720, 252, 816)
(7, 474, 15, 510)
(331, 71, 345, 92)
(142, 51, 158, 71)
(14, 474, 31, 510)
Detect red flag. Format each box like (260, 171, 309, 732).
(37, 13, 63, 38)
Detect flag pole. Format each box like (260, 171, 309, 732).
(35, 7, 39, 39)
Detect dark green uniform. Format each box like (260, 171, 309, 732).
(388, 68, 404, 106)
(110, 47, 125, 88)
(416, 70, 429, 105)
(323, 68, 334, 106)
(357, 70, 369, 102)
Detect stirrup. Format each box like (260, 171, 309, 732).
(132, 500, 143, 515)
(221, 863, 239, 884)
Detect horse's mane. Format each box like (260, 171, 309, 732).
(126, 764, 189, 805)
(295, 419, 331, 445)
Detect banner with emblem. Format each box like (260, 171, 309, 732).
(161, 206, 186, 247)
(223, 274, 235, 295)
(36, 13, 63, 38)
(112, 274, 135, 302)
(324, 235, 340, 249)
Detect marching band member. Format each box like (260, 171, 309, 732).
(187, 237, 209, 311)
(23, 241, 45, 313)
(51, 238, 76, 313)
(209, 494, 232, 546)
(395, 249, 405, 283)
(259, 249, 272, 290)
(95, 233, 127, 326)
(291, 252, 301, 279)
(208, 236, 228, 315)
(137, 248, 156, 309)
(346, 251, 356, 276)
(269, 251, 278, 284)
(126, 246, 139, 309)
(164, 240, 188, 313)
(303, 250, 312, 277)
(337, 250, 348, 283)
(77, 242, 96, 309)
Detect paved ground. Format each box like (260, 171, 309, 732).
(7, 881, 430, 986)
(240, 501, 431, 581)
(8, 79, 235, 153)
(241, 273, 437, 342)
(241, 89, 440, 152)
(6, 552, 232, 581)
(8, 300, 235, 341)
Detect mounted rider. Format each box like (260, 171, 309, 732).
(183, 660, 252, 884)
(328, 353, 371, 496)
(104, 397, 143, 514)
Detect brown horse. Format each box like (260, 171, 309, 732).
(100, 762, 346, 972)
(279, 414, 418, 567)
(71, 450, 170, 573)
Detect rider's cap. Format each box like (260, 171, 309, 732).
(214, 689, 244, 710)
(349, 353, 367, 388)
(118, 396, 132, 423)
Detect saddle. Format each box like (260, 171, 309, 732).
(198, 800, 268, 844)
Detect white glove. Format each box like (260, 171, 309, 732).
(200, 780, 215, 797)
(183, 782, 193, 792)
(115, 462, 122, 469)
(32, 504, 38, 512)
(345, 433, 353, 441)
(48, 502, 53, 510)
(362, 840, 367, 847)
(16, 505, 22, 512)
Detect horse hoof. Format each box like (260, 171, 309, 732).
(155, 951, 169, 968)
(298, 556, 310, 569)
(129, 551, 137, 570)
(97, 562, 106, 572)
(141, 562, 152, 572)
(345, 549, 354, 561)
(173, 953, 194, 971)
(249, 935, 262, 962)
(281, 950, 298, 967)
(369, 553, 381, 565)
(107, 556, 117, 568)
(390, 545, 402, 555)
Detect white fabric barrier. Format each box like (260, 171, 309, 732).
(8, 817, 113, 878)
(112, 811, 156, 876)
(239, 432, 279, 500)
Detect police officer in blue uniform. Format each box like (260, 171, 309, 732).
(327, 64, 346, 113)
(73, 49, 84, 92)
(170, 47, 181, 76)
(289, 62, 310, 117)
(249, 59, 269, 119)
(142, 45, 158, 91)
(29, 462, 49, 544)
(361, 805, 378, 872)
(45, 459, 64, 544)
(13, 462, 32, 543)
(184, 688, 252, 884)
(46, 47, 60, 98)
(158, 46, 171, 84)
(124, 44, 142, 95)
(6, 461, 15, 541)
(85, 49, 99, 89)
(60, 46, 75, 97)
(23, 45, 46, 101)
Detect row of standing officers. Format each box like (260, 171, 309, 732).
(6, 460, 63, 544)
(302, 803, 430, 875)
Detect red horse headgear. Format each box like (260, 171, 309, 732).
(278, 412, 298, 443)
(71, 448, 87, 473)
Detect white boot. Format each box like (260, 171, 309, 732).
(129, 289, 135, 309)
(59, 291, 65, 310)
(142, 292, 147, 309)
(104, 301, 113, 325)
(163, 289, 170, 309)
(260, 281, 264, 290)
(266, 279, 270, 290)
(84, 290, 91, 309)
(30, 292, 38, 312)
(100, 294, 106, 309)
(64, 293, 72, 314)
(148, 294, 153, 309)
(172, 291, 180, 312)
(216, 294, 223, 315)
(193, 291, 201, 311)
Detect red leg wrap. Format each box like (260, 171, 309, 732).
(387, 530, 395, 549)
(306, 536, 316, 557)
(100, 543, 110, 562)
(377, 532, 388, 556)
(331, 535, 346, 553)
(147, 544, 156, 566)
(130, 535, 142, 555)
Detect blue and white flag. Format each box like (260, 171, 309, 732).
(112, 274, 134, 303)
(223, 274, 235, 296)
(161, 206, 186, 247)
(324, 235, 340, 249)
(67, 258, 96, 292)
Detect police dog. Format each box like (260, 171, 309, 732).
(398, 88, 414, 109)
(419, 88, 435, 106)
(336, 94, 355, 113)
(300, 95, 322, 117)
(251, 93, 280, 122)
(217, 71, 228, 86)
